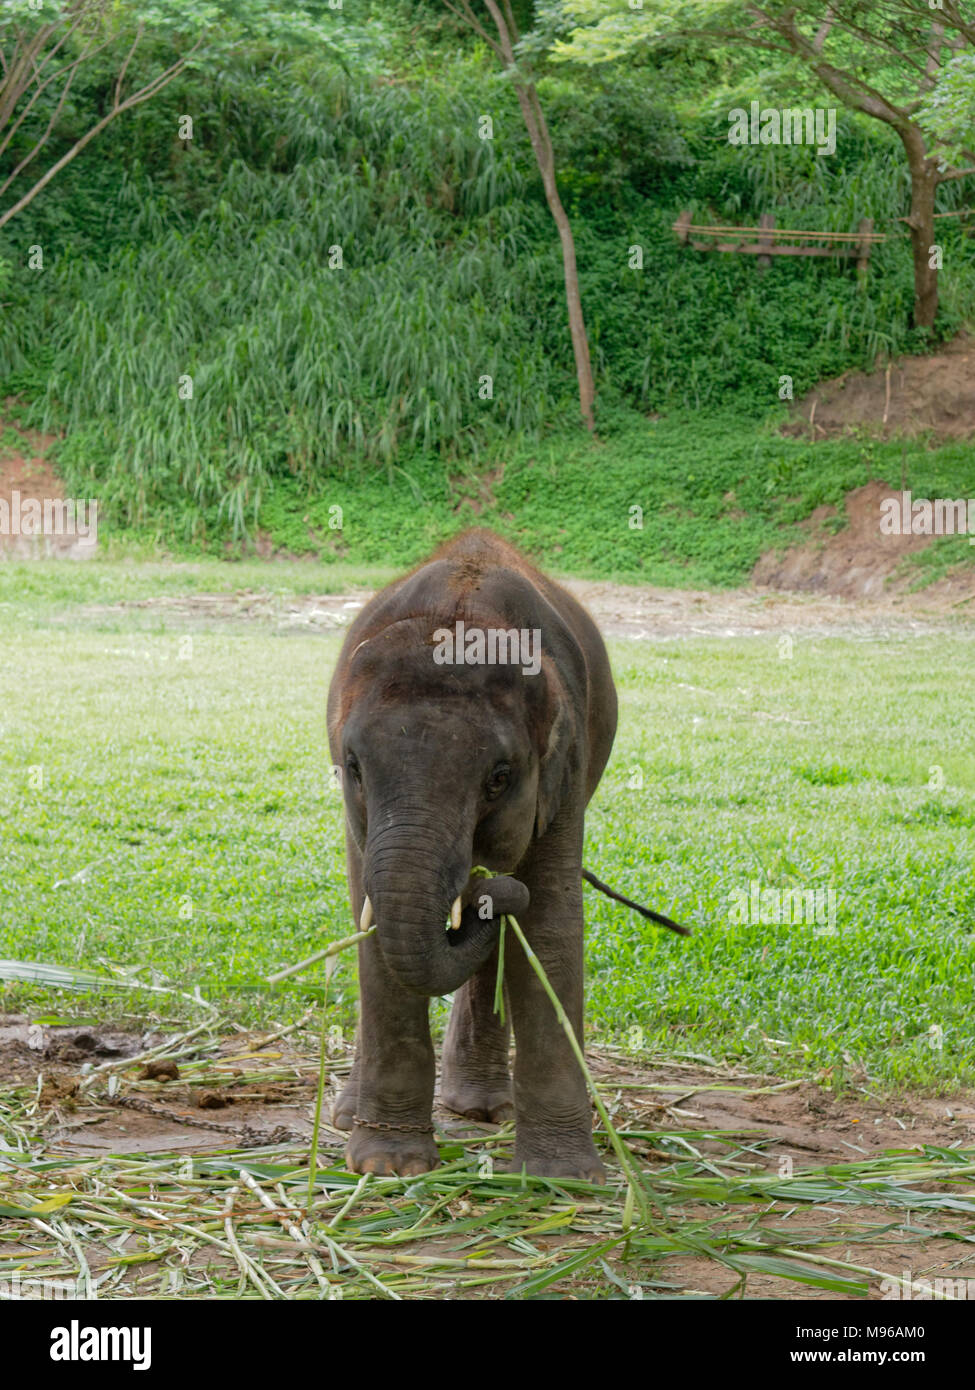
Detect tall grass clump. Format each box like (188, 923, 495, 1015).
(2, 60, 564, 537)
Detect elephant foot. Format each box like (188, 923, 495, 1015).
(345, 1125, 439, 1177)
(440, 1076, 514, 1124)
(506, 1143, 607, 1184)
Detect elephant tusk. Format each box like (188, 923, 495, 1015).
(360, 896, 374, 931)
(450, 896, 463, 930)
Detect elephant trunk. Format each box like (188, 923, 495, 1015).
(363, 819, 501, 997)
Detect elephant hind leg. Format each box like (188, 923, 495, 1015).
(440, 945, 513, 1123)
(332, 1046, 360, 1131)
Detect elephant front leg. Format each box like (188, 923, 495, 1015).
(505, 847, 605, 1182)
(344, 933, 439, 1176)
(441, 942, 513, 1123)
(332, 835, 364, 1132)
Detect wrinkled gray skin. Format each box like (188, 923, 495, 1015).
(326, 530, 617, 1179)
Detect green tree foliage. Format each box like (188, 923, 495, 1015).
(540, 0, 975, 326)
(0, 0, 200, 232)
(918, 53, 975, 167)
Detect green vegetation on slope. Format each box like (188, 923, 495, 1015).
(1, 2, 973, 543)
(254, 415, 975, 585)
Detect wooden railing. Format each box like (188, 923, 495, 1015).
(673, 211, 881, 271)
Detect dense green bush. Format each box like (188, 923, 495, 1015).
(1, 3, 972, 540)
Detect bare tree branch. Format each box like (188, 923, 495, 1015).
(750, 0, 933, 79)
(940, 1, 975, 47)
(441, 1, 503, 59)
(812, 7, 834, 52)
(0, 23, 202, 233)
(501, 0, 519, 44)
(0, 29, 116, 165)
(922, 20, 946, 91)
(482, 0, 516, 64)
(0, 1, 100, 129)
(0, 51, 84, 201)
(114, 22, 145, 111)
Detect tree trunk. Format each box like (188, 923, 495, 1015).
(450, 0, 596, 430)
(898, 127, 941, 329)
(775, 11, 961, 334)
(514, 84, 596, 432)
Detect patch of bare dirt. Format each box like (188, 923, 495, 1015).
(587, 1051, 975, 1167)
(785, 333, 975, 441)
(0, 1016, 317, 1154)
(450, 462, 508, 517)
(0, 1017, 146, 1080)
(79, 589, 370, 633)
(6, 1016, 972, 1167)
(562, 571, 975, 635)
(590, 1052, 975, 1301)
(763, 334, 975, 603)
(751, 479, 975, 601)
(79, 569, 975, 644)
(0, 409, 96, 559)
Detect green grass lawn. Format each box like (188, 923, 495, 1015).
(1, 559, 973, 1093)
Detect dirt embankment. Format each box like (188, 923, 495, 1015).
(785, 332, 975, 441)
(758, 334, 975, 601)
(752, 480, 975, 603)
(0, 404, 95, 558)
(4, 331, 975, 598)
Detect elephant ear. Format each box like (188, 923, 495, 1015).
(534, 658, 582, 839)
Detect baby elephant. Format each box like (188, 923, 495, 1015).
(327, 529, 617, 1180)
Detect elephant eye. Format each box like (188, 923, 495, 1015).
(485, 763, 511, 800)
(345, 753, 362, 787)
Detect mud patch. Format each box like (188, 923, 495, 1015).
(5, 1015, 972, 1166)
(0, 1017, 147, 1080)
(0, 1016, 323, 1154)
(587, 1050, 975, 1168)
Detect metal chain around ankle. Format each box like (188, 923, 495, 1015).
(352, 1115, 435, 1134)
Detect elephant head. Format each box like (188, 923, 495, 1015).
(329, 592, 584, 997)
